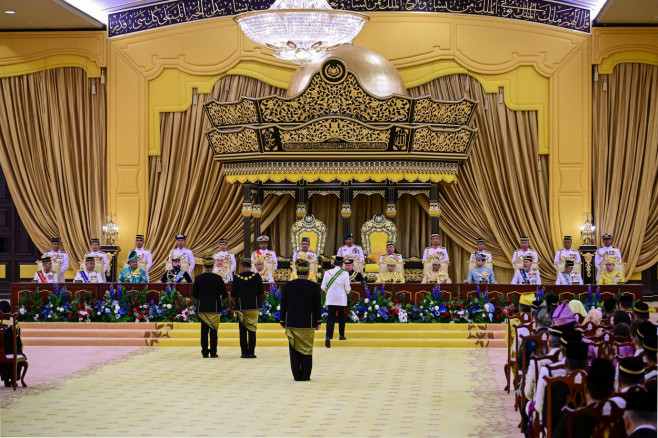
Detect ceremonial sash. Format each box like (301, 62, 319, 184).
(326, 269, 345, 290)
(81, 271, 90, 283)
(561, 272, 571, 285)
(175, 271, 184, 282)
(37, 271, 47, 283)
(520, 269, 529, 284)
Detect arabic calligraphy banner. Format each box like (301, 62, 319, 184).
(108, 0, 590, 37)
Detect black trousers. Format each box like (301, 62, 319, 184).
(238, 322, 256, 356)
(289, 345, 313, 381)
(326, 305, 346, 339)
(200, 320, 218, 356)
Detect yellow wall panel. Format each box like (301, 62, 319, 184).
(19, 264, 37, 279)
(0, 264, 6, 279)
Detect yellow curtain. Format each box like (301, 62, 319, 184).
(149, 75, 287, 279)
(592, 63, 658, 274)
(0, 67, 107, 266)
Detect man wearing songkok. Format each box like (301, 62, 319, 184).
(42, 237, 69, 283)
(634, 321, 657, 358)
(232, 258, 264, 359)
(292, 237, 318, 282)
(252, 256, 274, 283)
(603, 298, 617, 319)
(33, 257, 58, 283)
(512, 255, 542, 285)
(622, 391, 657, 438)
(610, 357, 646, 409)
(117, 250, 148, 283)
(555, 260, 583, 285)
(336, 232, 365, 265)
(280, 259, 322, 381)
(552, 357, 616, 438)
(84, 238, 110, 282)
(465, 253, 496, 284)
(619, 294, 634, 312)
(73, 256, 103, 283)
(512, 236, 538, 264)
(213, 238, 236, 276)
(422, 233, 449, 263)
(344, 259, 365, 283)
(251, 235, 278, 270)
(321, 256, 351, 348)
(376, 256, 405, 283)
(161, 257, 192, 284)
(633, 302, 650, 321)
(212, 256, 233, 283)
(193, 256, 227, 358)
(131, 234, 152, 281)
(168, 234, 195, 276)
(643, 333, 657, 380)
(553, 235, 581, 266)
(598, 258, 624, 285)
(421, 256, 451, 284)
(469, 237, 492, 263)
(378, 241, 403, 264)
(595, 232, 622, 281)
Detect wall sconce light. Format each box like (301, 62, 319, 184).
(579, 212, 595, 245)
(102, 214, 119, 245)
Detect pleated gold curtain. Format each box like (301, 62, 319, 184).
(0, 67, 107, 266)
(592, 63, 658, 274)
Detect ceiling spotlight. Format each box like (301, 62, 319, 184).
(5, 10, 16, 14)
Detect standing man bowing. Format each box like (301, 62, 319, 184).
(232, 258, 264, 359)
(281, 259, 322, 381)
(321, 256, 351, 348)
(193, 256, 227, 358)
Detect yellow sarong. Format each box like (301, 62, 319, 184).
(198, 313, 220, 331)
(236, 310, 259, 332)
(285, 328, 315, 355)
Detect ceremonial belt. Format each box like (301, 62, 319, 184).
(520, 269, 529, 283)
(80, 271, 90, 283)
(326, 269, 345, 290)
(37, 271, 47, 283)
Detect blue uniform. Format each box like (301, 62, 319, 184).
(467, 265, 495, 284)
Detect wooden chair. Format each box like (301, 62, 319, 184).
(512, 321, 539, 396)
(394, 291, 412, 304)
(516, 331, 550, 411)
(545, 369, 588, 438)
(505, 313, 533, 393)
(562, 400, 625, 438)
(578, 322, 607, 338)
(0, 312, 28, 390)
(558, 291, 576, 302)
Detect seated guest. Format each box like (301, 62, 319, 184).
(343, 259, 365, 283)
(421, 256, 451, 284)
(635, 321, 657, 358)
(378, 241, 403, 264)
(213, 256, 233, 283)
(518, 292, 536, 315)
(581, 308, 604, 337)
(465, 254, 496, 284)
(614, 322, 631, 338)
(633, 302, 650, 321)
(33, 256, 58, 283)
(613, 309, 632, 327)
(555, 260, 583, 285)
(0, 301, 26, 388)
(117, 251, 148, 283)
(73, 256, 103, 283)
(568, 300, 587, 322)
(520, 302, 552, 372)
(376, 257, 405, 283)
(213, 238, 236, 277)
(512, 255, 541, 285)
(622, 391, 657, 438)
(610, 357, 646, 409)
(469, 237, 492, 263)
(603, 298, 617, 319)
(160, 257, 192, 284)
(524, 311, 561, 404)
(552, 358, 617, 438)
(253, 256, 274, 283)
(619, 294, 634, 312)
(643, 334, 657, 380)
(598, 258, 623, 285)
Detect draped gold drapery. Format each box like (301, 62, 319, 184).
(0, 67, 107, 266)
(592, 63, 658, 275)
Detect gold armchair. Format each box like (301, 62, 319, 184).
(361, 214, 397, 275)
(290, 214, 326, 282)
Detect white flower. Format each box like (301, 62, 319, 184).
(19, 308, 26, 315)
(434, 306, 439, 311)
(47, 314, 52, 319)
(368, 306, 372, 311)
(277, 305, 280, 311)
(114, 305, 120, 311)
(374, 304, 380, 310)
(364, 298, 369, 304)
(114, 309, 118, 314)
(167, 304, 172, 309)
(419, 306, 423, 309)
(97, 311, 101, 315)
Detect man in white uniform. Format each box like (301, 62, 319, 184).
(553, 235, 581, 267)
(512, 255, 541, 285)
(33, 256, 58, 283)
(251, 235, 278, 271)
(422, 233, 449, 263)
(73, 256, 103, 283)
(469, 237, 492, 263)
(378, 241, 403, 264)
(213, 238, 236, 277)
(594, 232, 622, 281)
(555, 260, 583, 285)
(512, 236, 538, 264)
(168, 234, 195, 276)
(42, 237, 69, 283)
(84, 238, 110, 282)
(321, 256, 351, 348)
(131, 234, 152, 281)
(336, 232, 365, 267)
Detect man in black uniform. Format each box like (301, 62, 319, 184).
(232, 258, 264, 359)
(193, 256, 227, 358)
(344, 259, 365, 283)
(161, 257, 192, 284)
(280, 259, 322, 381)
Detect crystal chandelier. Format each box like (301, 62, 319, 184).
(234, 0, 369, 65)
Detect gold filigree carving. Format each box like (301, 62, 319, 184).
(413, 98, 477, 125)
(274, 269, 291, 282)
(280, 118, 390, 150)
(207, 128, 259, 154)
(308, 190, 341, 198)
(205, 100, 258, 126)
(353, 190, 385, 199)
(398, 189, 430, 198)
(404, 269, 424, 283)
(291, 214, 327, 256)
(582, 252, 594, 278)
(412, 127, 475, 153)
(263, 190, 296, 198)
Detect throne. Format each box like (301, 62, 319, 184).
(290, 214, 326, 282)
(555, 260, 583, 274)
(361, 214, 397, 275)
(512, 259, 539, 271)
(79, 257, 108, 278)
(36, 259, 62, 282)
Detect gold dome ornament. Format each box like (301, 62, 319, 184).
(287, 44, 408, 98)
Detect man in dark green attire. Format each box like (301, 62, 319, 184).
(193, 256, 227, 358)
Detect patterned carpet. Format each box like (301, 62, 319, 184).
(1, 347, 515, 437)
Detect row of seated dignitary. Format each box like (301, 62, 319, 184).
(515, 294, 657, 438)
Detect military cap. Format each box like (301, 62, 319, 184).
(90, 238, 100, 244)
(430, 233, 440, 238)
(601, 233, 613, 239)
(565, 260, 575, 267)
(344, 259, 354, 264)
(202, 255, 214, 267)
(343, 232, 353, 240)
(218, 238, 228, 244)
(257, 235, 269, 242)
(171, 256, 181, 262)
(175, 234, 186, 240)
(84, 256, 95, 263)
(51, 237, 61, 243)
(520, 236, 529, 242)
(41, 256, 52, 263)
(136, 234, 144, 240)
(618, 357, 645, 377)
(386, 241, 395, 246)
(301, 237, 310, 243)
(523, 255, 534, 262)
(295, 259, 310, 274)
(476, 238, 485, 244)
(563, 235, 572, 241)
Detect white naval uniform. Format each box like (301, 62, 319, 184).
(555, 271, 583, 285)
(512, 248, 538, 264)
(469, 251, 492, 263)
(42, 250, 69, 282)
(85, 250, 110, 282)
(213, 250, 236, 274)
(511, 268, 542, 285)
(594, 245, 622, 280)
(168, 247, 195, 274)
(131, 247, 153, 280)
(336, 245, 364, 263)
(321, 266, 351, 307)
(553, 248, 581, 265)
(73, 270, 103, 283)
(251, 249, 278, 270)
(293, 250, 318, 264)
(33, 270, 58, 283)
(422, 246, 449, 263)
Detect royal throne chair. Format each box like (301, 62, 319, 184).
(361, 214, 397, 278)
(290, 214, 327, 282)
(36, 259, 62, 282)
(512, 259, 539, 272)
(425, 254, 451, 283)
(554, 260, 583, 275)
(80, 258, 107, 278)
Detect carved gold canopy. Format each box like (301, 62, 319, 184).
(204, 57, 478, 183)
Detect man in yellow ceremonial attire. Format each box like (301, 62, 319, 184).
(598, 258, 624, 285)
(376, 256, 405, 283)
